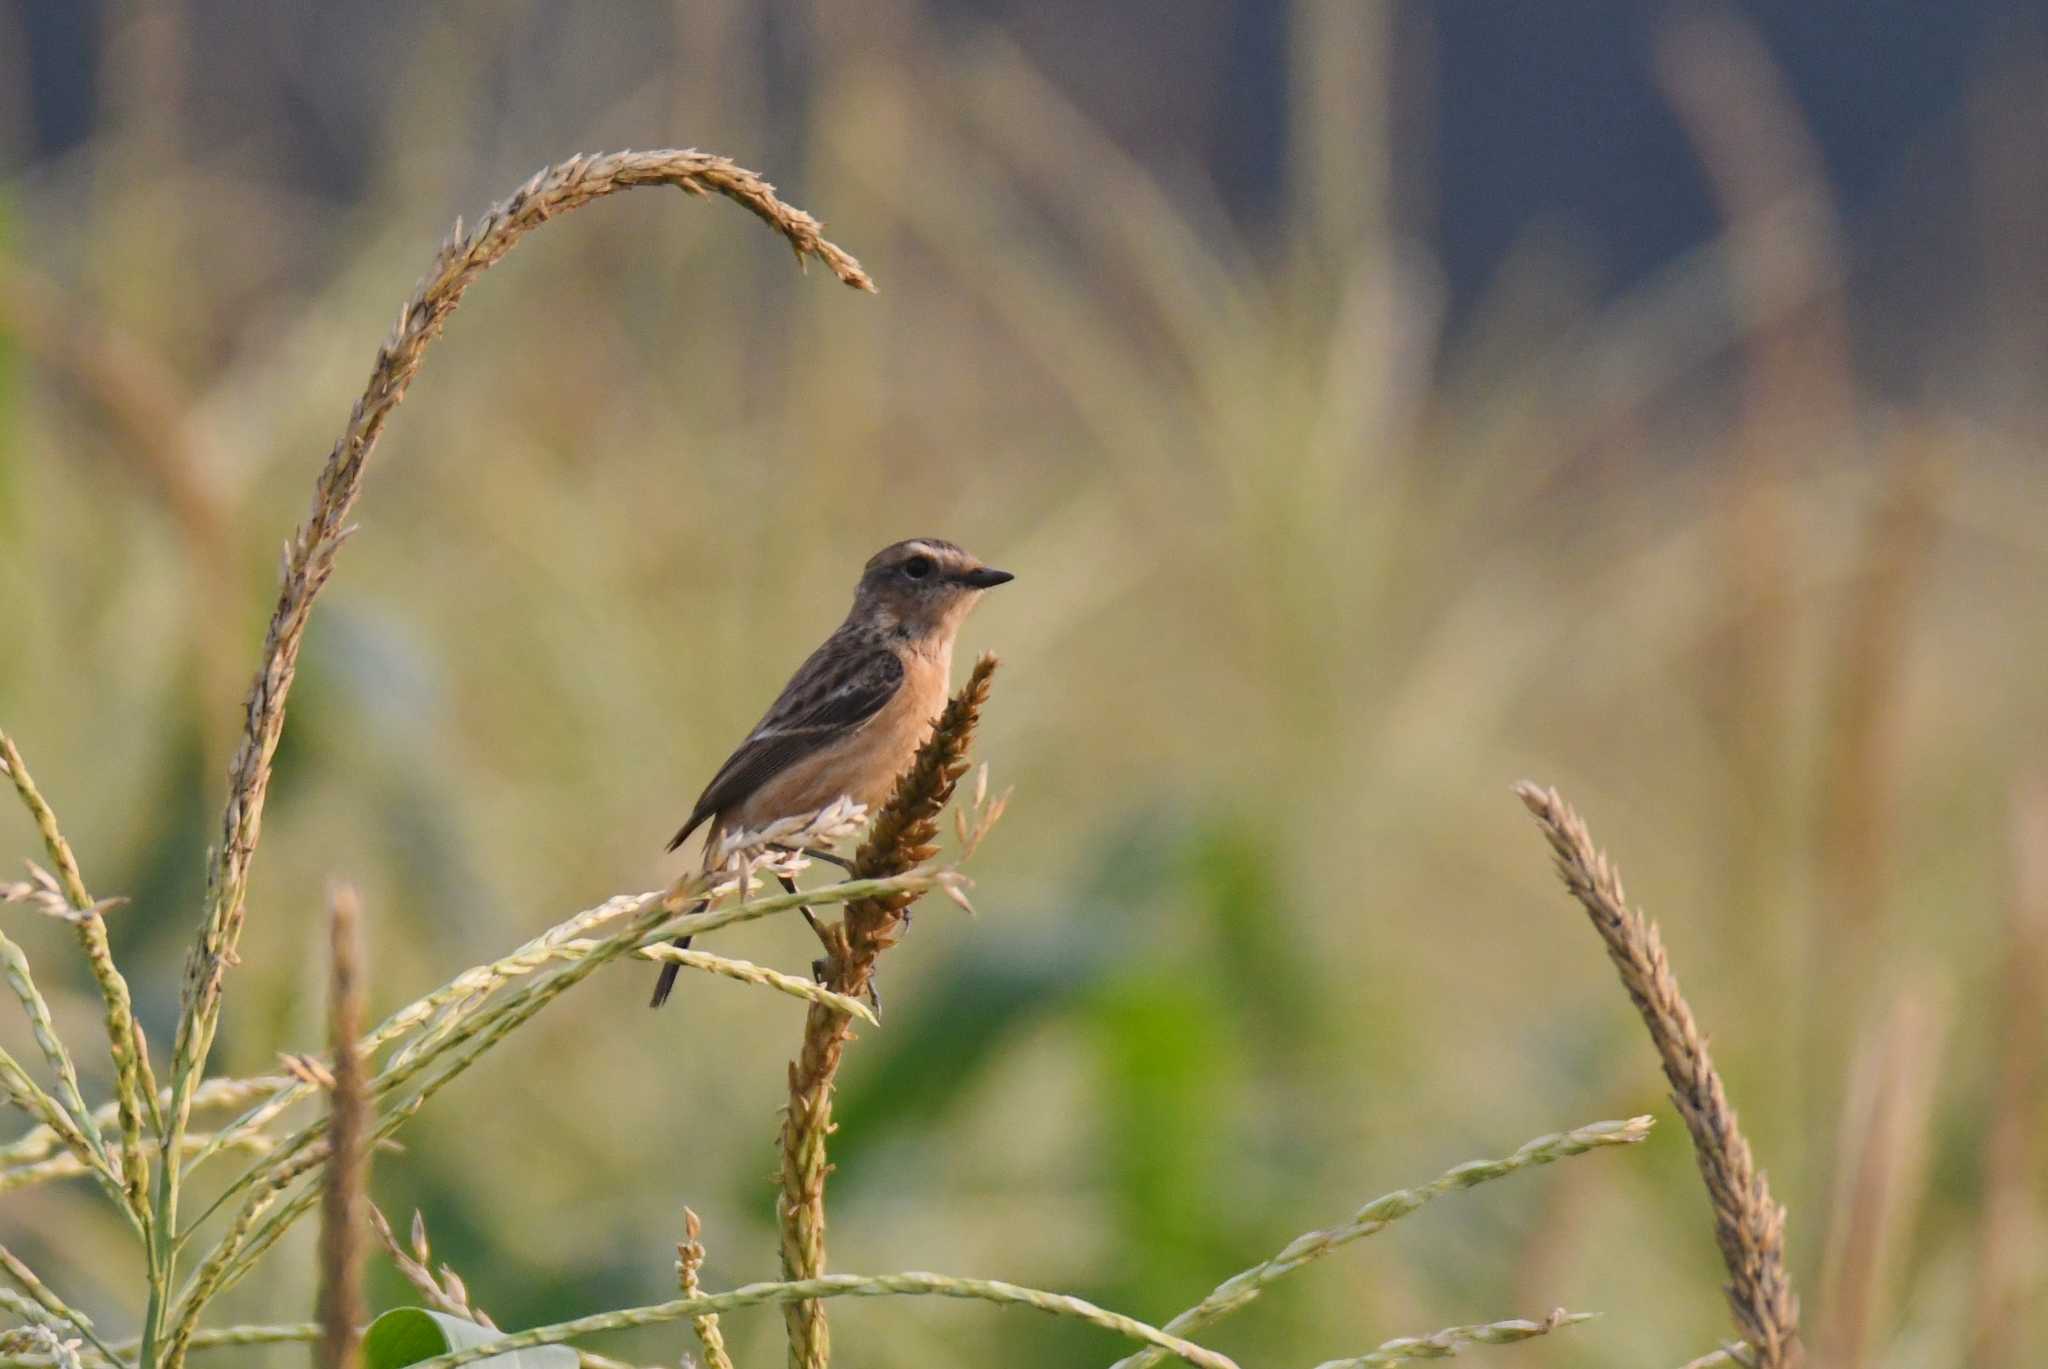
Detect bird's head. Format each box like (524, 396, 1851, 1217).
(852, 538, 1012, 643)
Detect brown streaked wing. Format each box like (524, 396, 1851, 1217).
(667, 638, 905, 851)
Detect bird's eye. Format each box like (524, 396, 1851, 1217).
(902, 556, 934, 580)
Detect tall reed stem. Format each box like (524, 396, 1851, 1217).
(776, 656, 997, 1368)
(138, 148, 869, 1369)
(314, 886, 369, 1369)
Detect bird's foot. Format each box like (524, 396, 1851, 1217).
(809, 958, 880, 1020)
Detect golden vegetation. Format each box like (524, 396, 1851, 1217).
(1, 8, 2042, 1368)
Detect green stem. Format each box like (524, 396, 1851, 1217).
(1111, 1116, 1652, 1369)
(1309, 1311, 1595, 1367)
(140, 1152, 177, 1368)
(397, 1272, 1234, 1369)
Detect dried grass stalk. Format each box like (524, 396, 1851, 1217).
(1813, 984, 1944, 1369)
(159, 144, 870, 1202)
(1967, 775, 2048, 1367)
(0, 265, 240, 726)
(0, 266, 222, 566)
(777, 655, 998, 1367)
(316, 886, 369, 1369)
(142, 147, 869, 1365)
(677, 1209, 733, 1369)
(1515, 782, 1801, 1367)
(1813, 441, 1938, 937)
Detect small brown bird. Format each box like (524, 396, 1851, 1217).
(650, 538, 1013, 1007)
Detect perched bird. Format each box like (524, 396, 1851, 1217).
(650, 538, 1013, 1007)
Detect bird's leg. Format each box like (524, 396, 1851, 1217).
(771, 849, 882, 1015)
(793, 845, 913, 928)
(766, 848, 831, 935)
(775, 872, 834, 958)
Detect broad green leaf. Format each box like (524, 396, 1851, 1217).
(361, 1308, 577, 1369)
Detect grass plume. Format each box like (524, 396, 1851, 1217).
(315, 885, 369, 1369)
(1515, 782, 1801, 1367)
(0, 929, 127, 1225)
(777, 655, 999, 1366)
(677, 1209, 733, 1369)
(0, 731, 153, 1216)
(0, 127, 1755, 1367)
(1813, 984, 1944, 1369)
(1968, 776, 2048, 1366)
(139, 147, 871, 1368)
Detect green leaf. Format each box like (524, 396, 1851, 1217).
(361, 1308, 578, 1369)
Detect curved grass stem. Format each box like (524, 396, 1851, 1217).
(139, 148, 868, 1369)
(1111, 1116, 1651, 1369)
(401, 1271, 1233, 1369)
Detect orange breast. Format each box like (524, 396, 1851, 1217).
(714, 644, 951, 851)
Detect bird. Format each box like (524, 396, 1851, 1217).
(649, 538, 1013, 1008)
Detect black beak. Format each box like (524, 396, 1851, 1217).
(957, 566, 1015, 589)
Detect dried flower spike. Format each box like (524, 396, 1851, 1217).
(1516, 782, 1801, 1366)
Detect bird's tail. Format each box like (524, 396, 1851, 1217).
(648, 933, 692, 1008)
(649, 892, 713, 1008)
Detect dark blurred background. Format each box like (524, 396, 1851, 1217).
(1, 3, 2044, 1367)
(10, 3, 2038, 340)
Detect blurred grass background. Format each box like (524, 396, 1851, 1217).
(1, 3, 2045, 1366)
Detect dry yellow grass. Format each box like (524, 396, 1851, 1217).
(4, 11, 2042, 1362)
(778, 655, 999, 1367)
(1517, 783, 1801, 1367)
(314, 884, 368, 1369)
